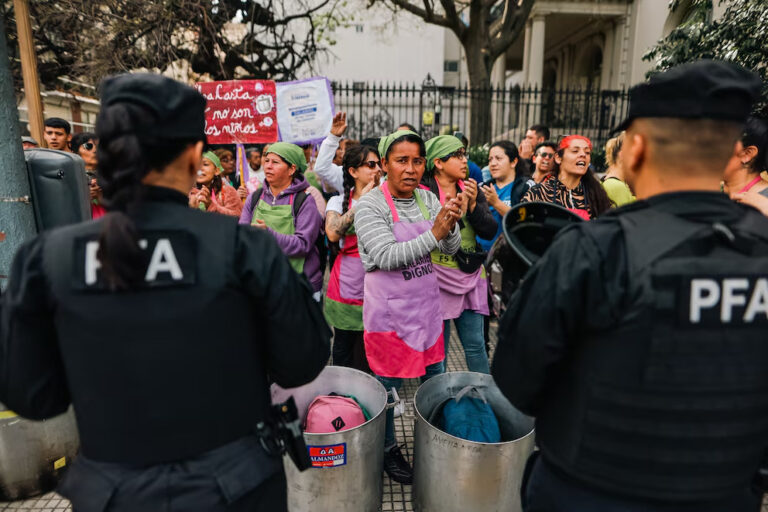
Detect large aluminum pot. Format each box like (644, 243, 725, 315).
(272, 366, 388, 512)
(0, 405, 79, 500)
(412, 372, 534, 512)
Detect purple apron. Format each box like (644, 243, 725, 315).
(363, 183, 445, 378)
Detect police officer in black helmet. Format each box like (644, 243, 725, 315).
(492, 60, 768, 511)
(0, 74, 331, 510)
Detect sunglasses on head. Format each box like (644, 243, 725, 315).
(82, 142, 95, 151)
(361, 160, 382, 169)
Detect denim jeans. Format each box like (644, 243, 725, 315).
(377, 360, 445, 449)
(444, 310, 490, 374)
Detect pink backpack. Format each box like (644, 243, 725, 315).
(304, 395, 367, 434)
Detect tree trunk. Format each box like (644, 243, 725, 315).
(466, 53, 493, 145)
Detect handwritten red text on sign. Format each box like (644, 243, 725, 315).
(196, 80, 278, 144)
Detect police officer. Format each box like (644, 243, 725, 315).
(492, 60, 768, 511)
(0, 74, 331, 511)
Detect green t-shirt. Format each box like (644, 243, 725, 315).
(602, 177, 635, 207)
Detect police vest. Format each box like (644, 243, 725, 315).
(535, 207, 768, 502)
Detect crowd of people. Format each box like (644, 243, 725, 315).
(20, 98, 768, 488)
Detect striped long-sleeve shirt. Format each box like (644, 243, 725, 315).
(355, 187, 461, 272)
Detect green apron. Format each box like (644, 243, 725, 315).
(252, 199, 305, 273)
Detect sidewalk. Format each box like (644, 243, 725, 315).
(0, 325, 487, 511)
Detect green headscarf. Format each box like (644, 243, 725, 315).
(266, 142, 307, 173)
(425, 135, 464, 171)
(202, 151, 222, 172)
(378, 129, 421, 160)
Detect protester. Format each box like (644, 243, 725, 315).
(72, 132, 106, 219)
(188, 151, 242, 217)
(324, 144, 381, 372)
(314, 112, 347, 195)
(492, 60, 768, 512)
(527, 141, 557, 186)
(239, 142, 324, 299)
(477, 141, 530, 251)
(724, 116, 768, 205)
(0, 72, 331, 511)
(397, 122, 418, 133)
(522, 135, 612, 220)
(43, 117, 72, 151)
(214, 148, 238, 188)
(355, 129, 462, 484)
(247, 146, 263, 177)
(21, 136, 39, 149)
(423, 135, 496, 374)
(601, 132, 635, 207)
(455, 132, 485, 184)
(519, 124, 549, 161)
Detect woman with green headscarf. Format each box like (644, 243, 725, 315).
(188, 151, 243, 217)
(422, 135, 497, 374)
(239, 142, 324, 298)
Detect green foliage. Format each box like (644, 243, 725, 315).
(468, 143, 490, 168)
(644, 0, 768, 116)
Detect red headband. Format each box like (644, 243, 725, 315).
(559, 135, 593, 151)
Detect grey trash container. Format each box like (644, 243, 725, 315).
(271, 366, 388, 512)
(412, 372, 534, 512)
(0, 405, 79, 500)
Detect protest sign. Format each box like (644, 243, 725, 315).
(275, 77, 334, 145)
(196, 80, 278, 144)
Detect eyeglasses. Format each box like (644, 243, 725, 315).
(448, 148, 468, 160)
(361, 160, 382, 169)
(536, 152, 555, 159)
(82, 142, 95, 151)
(220, 156, 234, 162)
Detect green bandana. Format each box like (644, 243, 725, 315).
(266, 142, 307, 173)
(378, 130, 421, 159)
(425, 135, 464, 171)
(202, 151, 222, 172)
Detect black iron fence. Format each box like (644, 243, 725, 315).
(331, 80, 630, 149)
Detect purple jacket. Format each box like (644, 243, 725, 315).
(239, 175, 324, 292)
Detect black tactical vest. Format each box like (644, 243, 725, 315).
(536, 207, 768, 502)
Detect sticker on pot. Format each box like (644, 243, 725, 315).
(308, 443, 347, 468)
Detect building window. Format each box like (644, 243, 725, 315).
(444, 60, 459, 72)
(355, 24, 364, 33)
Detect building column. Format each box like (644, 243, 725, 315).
(491, 54, 506, 87)
(601, 24, 614, 90)
(521, 21, 532, 85)
(528, 15, 546, 87)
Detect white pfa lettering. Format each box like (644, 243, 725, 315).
(744, 278, 768, 322)
(145, 239, 183, 281)
(84, 241, 101, 285)
(721, 278, 749, 322)
(689, 279, 720, 323)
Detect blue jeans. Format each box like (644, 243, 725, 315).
(444, 310, 490, 374)
(377, 360, 445, 449)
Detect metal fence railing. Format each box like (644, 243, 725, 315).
(331, 79, 630, 149)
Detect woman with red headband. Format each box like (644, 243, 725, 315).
(522, 135, 612, 220)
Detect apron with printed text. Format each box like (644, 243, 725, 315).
(363, 183, 445, 378)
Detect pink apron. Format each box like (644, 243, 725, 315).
(325, 193, 366, 331)
(431, 181, 489, 320)
(363, 183, 445, 378)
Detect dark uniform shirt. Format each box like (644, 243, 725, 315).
(492, 191, 768, 503)
(0, 186, 331, 465)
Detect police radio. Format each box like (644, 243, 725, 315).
(256, 397, 312, 471)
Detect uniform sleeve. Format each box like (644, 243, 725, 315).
(235, 227, 331, 388)
(355, 191, 441, 271)
(313, 134, 344, 194)
(0, 235, 71, 420)
(267, 193, 323, 258)
(490, 225, 614, 416)
(465, 189, 498, 241)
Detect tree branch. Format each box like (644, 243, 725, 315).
(384, 0, 455, 29)
(489, 0, 534, 58)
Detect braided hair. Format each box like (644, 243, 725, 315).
(341, 144, 379, 214)
(96, 102, 202, 289)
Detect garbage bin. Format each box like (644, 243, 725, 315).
(271, 366, 388, 512)
(0, 404, 79, 500)
(412, 372, 534, 512)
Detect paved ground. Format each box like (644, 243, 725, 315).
(0, 323, 487, 511)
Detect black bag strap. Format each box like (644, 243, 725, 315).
(292, 190, 308, 219)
